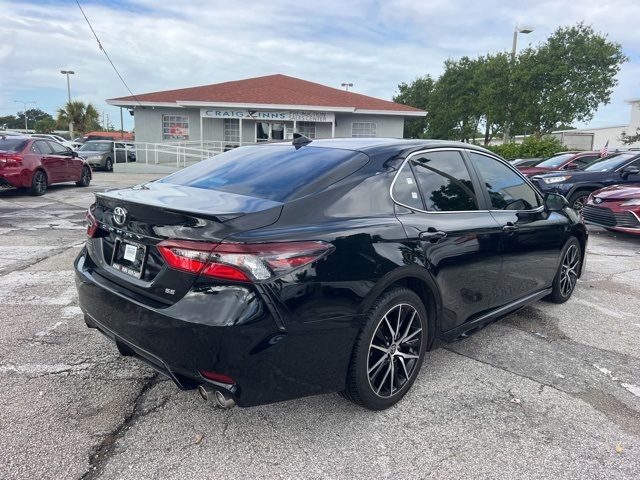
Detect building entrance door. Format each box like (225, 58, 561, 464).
(256, 122, 287, 142)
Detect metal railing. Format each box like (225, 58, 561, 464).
(111, 140, 243, 169)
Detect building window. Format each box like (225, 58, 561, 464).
(162, 114, 189, 141)
(297, 121, 316, 139)
(351, 122, 377, 138)
(224, 119, 240, 143)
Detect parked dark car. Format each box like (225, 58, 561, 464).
(518, 151, 601, 177)
(582, 184, 640, 235)
(532, 152, 640, 211)
(75, 138, 587, 410)
(78, 140, 135, 171)
(0, 136, 91, 195)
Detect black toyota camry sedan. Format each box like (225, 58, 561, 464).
(75, 138, 587, 410)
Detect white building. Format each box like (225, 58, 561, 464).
(107, 74, 425, 148)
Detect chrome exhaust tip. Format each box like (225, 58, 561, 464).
(197, 385, 236, 409)
(214, 390, 236, 409)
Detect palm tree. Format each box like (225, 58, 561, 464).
(56, 100, 100, 134)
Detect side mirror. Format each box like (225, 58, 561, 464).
(544, 193, 569, 212)
(621, 165, 639, 178)
(71, 151, 79, 158)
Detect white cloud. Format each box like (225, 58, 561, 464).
(0, 0, 637, 130)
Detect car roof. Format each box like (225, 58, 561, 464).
(261, 138, 496, 157)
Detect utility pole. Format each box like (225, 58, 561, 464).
(120, 107, 124, 139)
(503, 26, 533, 144)
(60, 70, 75, 139)
(13, 100, 37, 133)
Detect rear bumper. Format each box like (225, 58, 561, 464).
(0, 168, 29, 188)
(74, 249, 357, 407)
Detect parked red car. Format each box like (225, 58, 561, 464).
(582, 184, 640, 235)
(0, 136, 91, 195)
(518, 151, 602, 177)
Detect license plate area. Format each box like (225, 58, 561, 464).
(111, 238, 147, 278)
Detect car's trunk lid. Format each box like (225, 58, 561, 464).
(87, 181, 283, 304)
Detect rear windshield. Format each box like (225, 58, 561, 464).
(80, 142, 111, 152)
(535, 153, 575, 168)
(159, 145, 369, 201)
(0, 139, 28, 152)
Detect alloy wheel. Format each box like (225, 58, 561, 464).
(367, 303, 423, 398)
(560, 244, 579, 297)
(34, 172, 46, 194)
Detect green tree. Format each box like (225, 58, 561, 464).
(56, 100, 100, 134)
(512, 23, 627, 136)
(0, 115, 20, 129)
(35, 117, 57, 133)
(393, 75, 435, 138)
(621, 128, 640, 145)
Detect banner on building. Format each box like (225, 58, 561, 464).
(201, 109, 335, 122)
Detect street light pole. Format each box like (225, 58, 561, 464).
(60, 70, 75, 139)
(13, 100, 37, 133)
(341, 82, 353, 91)
(503, 26, 533, 143)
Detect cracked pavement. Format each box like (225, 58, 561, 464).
(1, 173, 639, 479)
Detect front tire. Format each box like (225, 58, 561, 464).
(545, 237, 582, 304)
(568, 190, 591, 212)
(343, 287, 427, 410)
(76, 166, 91, 187)
(105, 157, 113, 172)
(29, 170, 47, 196)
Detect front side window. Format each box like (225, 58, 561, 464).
(48, 141, 69, 154)
(469, 152, 541, 210)
(224, 119, 240, 143)
(162, 114, 190, 141)
(297, 121, 316, 139)
(351, 122, 377, 138)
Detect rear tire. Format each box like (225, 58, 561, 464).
(105, 157, 113, 172)
(568, 190, 591, 212)
(29, 170, 47, 196)
(343, 287, 428, 410)
(545, 237, 582, 304)
(76, 166, 91, 187)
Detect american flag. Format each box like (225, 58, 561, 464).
(600, 140, 609, 158)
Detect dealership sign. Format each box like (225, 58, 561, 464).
(201, 108, 334, 122)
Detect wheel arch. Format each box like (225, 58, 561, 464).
(567, 184, 604, 199)
(359, 266, 441, 351)
(570, 224, 588, 277)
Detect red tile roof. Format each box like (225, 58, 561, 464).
(108, 74, 423, 113)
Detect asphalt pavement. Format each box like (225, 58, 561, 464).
(0, 172, 638, 479)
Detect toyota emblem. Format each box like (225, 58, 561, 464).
(594, 197, 603, 204)
(113, 206, 128, 226)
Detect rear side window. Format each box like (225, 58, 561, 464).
(33, 141, 53, 154)
(159, 145, 369, 202)
(469, 152, 541, 210)
(410, 151, 479, 211)
(0, 139, 27, 152)
(392, 162, 423, 209)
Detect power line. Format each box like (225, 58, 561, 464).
(75, 0, 143, 107)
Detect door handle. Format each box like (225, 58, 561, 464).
(419, 229, 447, 243)
(502, 222, 518, 234)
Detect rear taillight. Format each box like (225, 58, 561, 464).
(0, 154, 23, 167)
(86, 206, 99, 238)
(156, 240, 333, 282)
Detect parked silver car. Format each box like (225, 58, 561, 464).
(77, 141, 134, 171)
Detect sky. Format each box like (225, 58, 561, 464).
(1, 0, 638, 132)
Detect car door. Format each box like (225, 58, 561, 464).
(33, 140, 63, 183)
(392, 149, 504, 332)
(467, 151, 569, 304)
(617, 157, 640, 184)
(47, 141, 76, 180)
